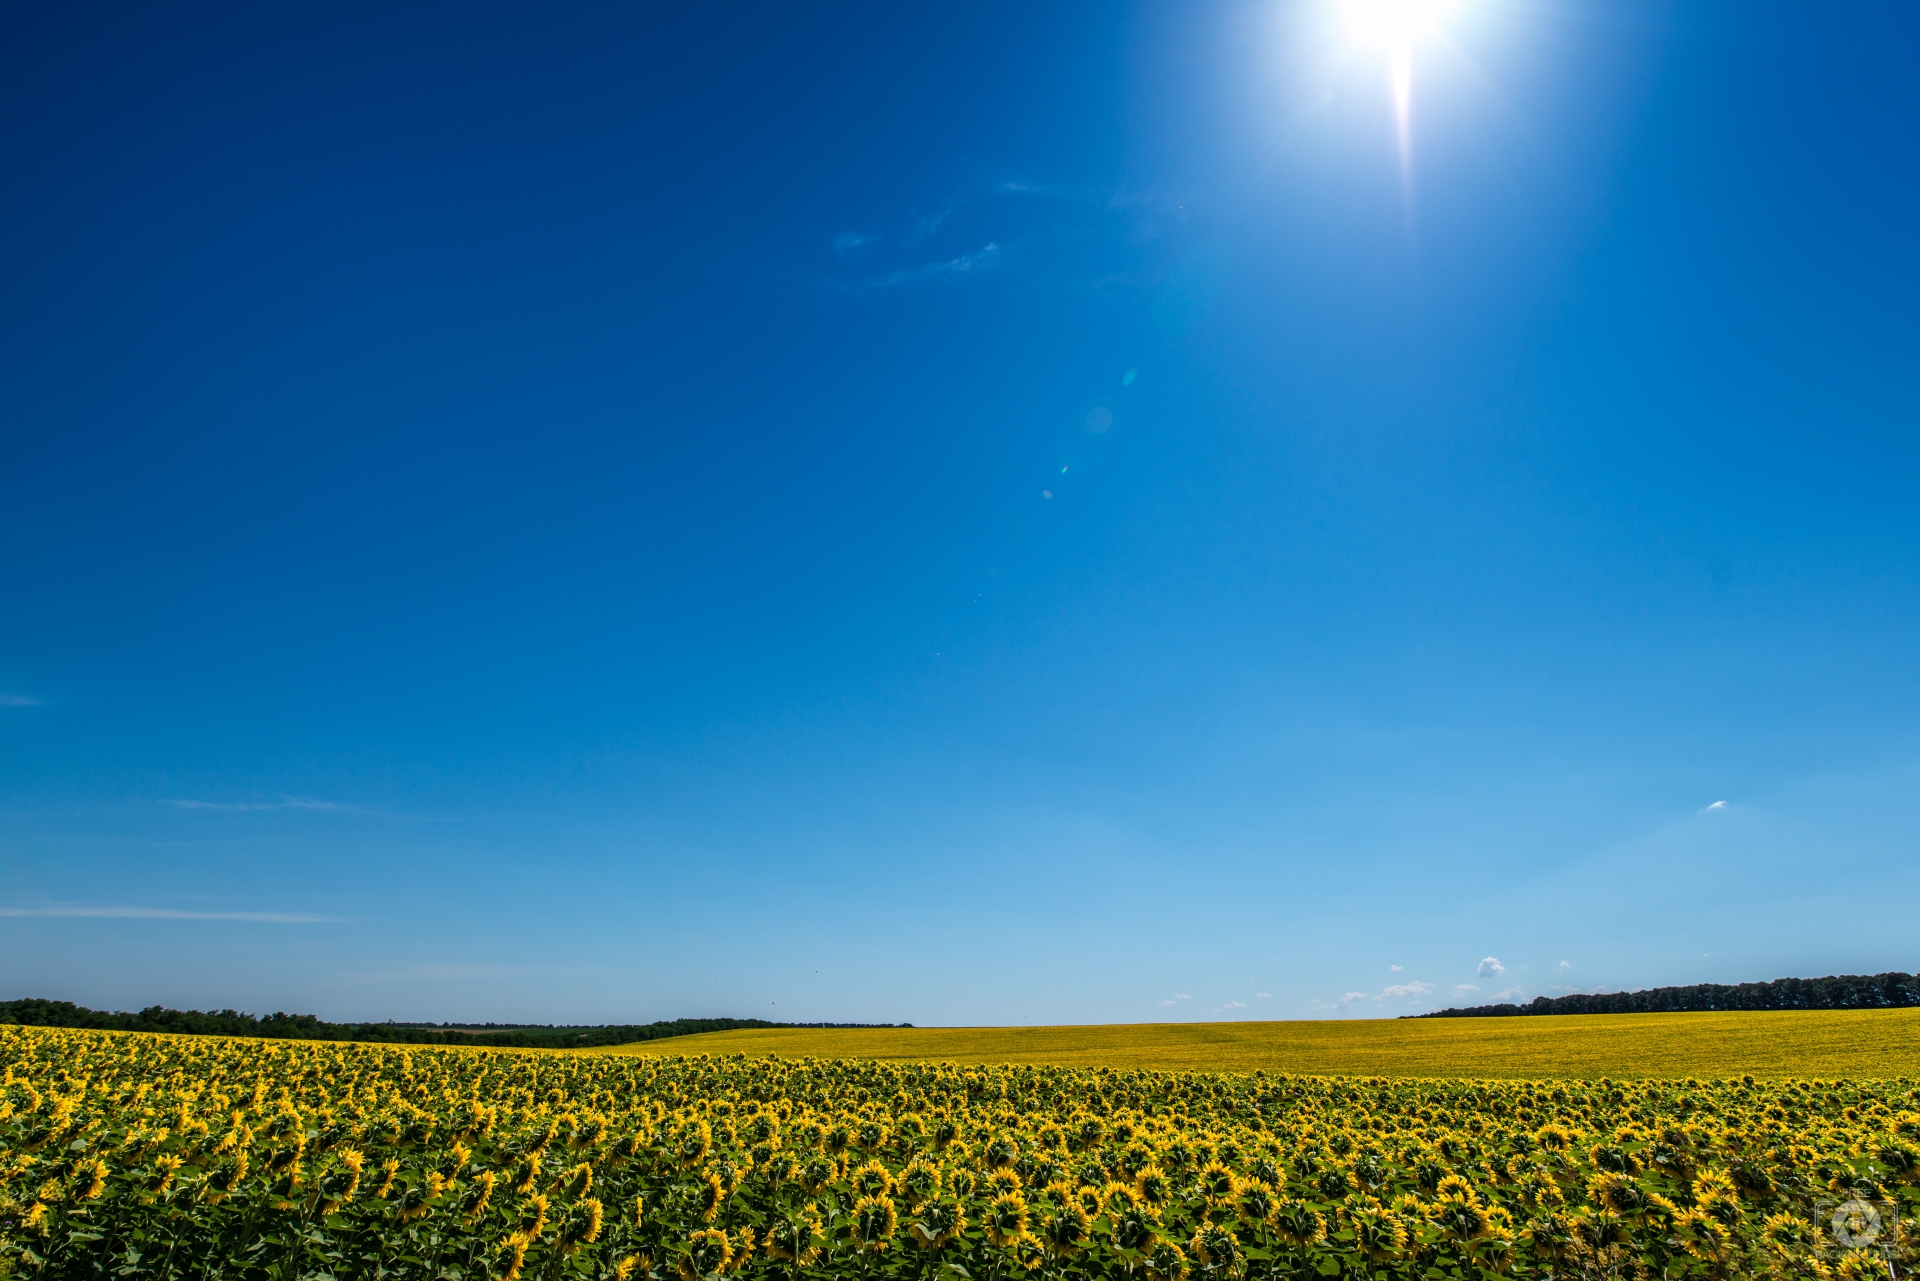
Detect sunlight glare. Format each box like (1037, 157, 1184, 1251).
(1342, 0, 1459, 49)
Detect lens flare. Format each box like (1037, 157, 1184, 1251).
(1342, 0, 1457, 47)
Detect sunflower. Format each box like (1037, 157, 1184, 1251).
(986, 1191, 1030, 1247)
(1146, 1240, 1190, 1281)
(851, 1194, 898, 1252)
(512, 1193, 549, 1241)
(1671, 1208, 1731, 1261)
(679, 1227, 733, 1281)
(764, 1211, 824, 1266)
(558, 1162, 593, 1199)
(557, 1198, 603, 1252)
(798, 1153, 837, 1192)
(1197, 1160, 1239, 1204)
(1273, 1198, 1326, 1248)
(1432, 1193, 1491, 1244)
(849, 1158, 894, 1199)
(1346, 1202, 1408, 1263)
(1190, 1224, 1242, 1275)
(899, 1155, 941, 1205)
(1588, 1171, 1649, 1216)
(913, 1198, 966, 1249)
(985, 1167, 1024, 1197)
(1760, 1210, 1819, 1258)
(1039, 1203, 1092, 1256)
(1233, 1179, 1276, 1230)
(495, 1232, 532, 1281)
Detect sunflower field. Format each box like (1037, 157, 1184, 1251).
(2, 1026, 1916, 1281)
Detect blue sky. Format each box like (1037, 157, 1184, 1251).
(2, 0, 1916, 1025)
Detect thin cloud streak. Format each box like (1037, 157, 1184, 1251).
(163, 797, 367, 814)
(0, 906, 334, 923)
(0, 694, 44, 706)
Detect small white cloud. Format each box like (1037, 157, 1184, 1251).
(1454, 983, 1480, 998)
(1255, 992, 1271, 999)
(0, 693, 44, 706)
(832, 232, 880, 255)
(1477, 956, 1506, 978)
(1389, 964, 1404, 972)
(1493, 986, 1529, 1001)
(1340, 991, 1369, 1006)
(1221, 1000, 1246, 1010)
(1381, 981, 1434, 999)
(1157, 1000, 1176, 1007)
(1173, 993, 1191, 1000)
(1558, 960, 1571, 970)
(1705, 800, 1727, 810)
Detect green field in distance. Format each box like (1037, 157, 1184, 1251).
(591, 1008, 1918, 1078)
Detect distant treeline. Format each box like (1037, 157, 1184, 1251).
(1412, 971, 1919, 1019)
(0, 999, 908, 1049)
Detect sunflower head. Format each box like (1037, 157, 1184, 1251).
(1135, 1165, 1172, 1207)
(986, 1191, 1029, 1247)
(509, 1151, 542, 1196)
(765, 1212, 825, 1266)
(557, 1198, 603, 1252)
(1190, 1224, 1242, 1274)
(1233, 1179, 1275, 1228)
(850, 1194, 898, 1252)
(1345, 1203, 1408, 1263)
(495, 1232, 531, 1281)
(513, 1192, 549, 1240)
(680, 1227, 734, 1281)
(1760, 1210, 1818, 1258)
(1671, 1208, 1732, 1262)
(560, 1162, 593, 1200)
(899, 1157, 941, 1205)
(1197, 1161, 1239, 1204)
(798, 1153, 837, 1192)
(1146, 1240, 1190, 1281)
(913, 1198, 966, 1249)
(850, 1159, 894, 1200)
(1040, 1204, 1091, 1256)
(1273, 1199, 1327, 1249)
(1431, 1193, 1490, 1244)
(1588, 1172, 1649, 1217)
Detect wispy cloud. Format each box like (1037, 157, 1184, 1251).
(1477, 956, 1506, 978)
(1558, 960, 1572, 970)
(1381, 981, 1435, 999)
(876, 241, 1007, 287)
(1704, 800, 1727, 811)
(1390, 964, 1404, 972)
(1454, 983, 1480, 998)
(1156, 992, 1194, 1008)
(1255, 992, 1271, 999)
(163, 797, 365, 814)
(832, 231, 880, 256)
(0, 694, 43, 707)
(0, 905, 332, 923)
(1218, 1000, 1246, 1011)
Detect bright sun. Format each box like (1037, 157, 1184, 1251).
(1342, 0, 1459, 49)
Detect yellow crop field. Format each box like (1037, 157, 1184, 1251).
(596, 1009, 1920, 1079)
(4, 1023, 1918, 1281)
